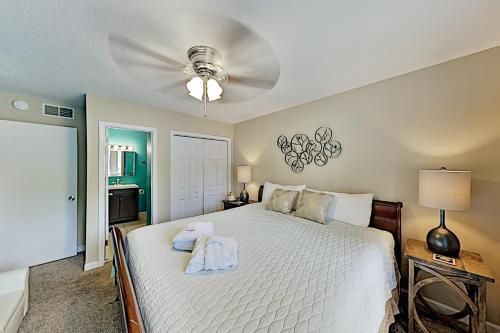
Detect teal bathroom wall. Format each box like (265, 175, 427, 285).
(107, 128, 149, 215)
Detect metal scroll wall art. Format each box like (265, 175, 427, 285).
(277, 127, 342, 173)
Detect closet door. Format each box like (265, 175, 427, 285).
(188, 138, 204, 217)
(0, 120, 77, 271)
(171, 136, 204, 220)
(203, 140, 228, 214)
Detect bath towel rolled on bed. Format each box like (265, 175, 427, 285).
(172, 222, 213, 251)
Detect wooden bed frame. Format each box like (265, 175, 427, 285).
(112, 185, 402, 333)
(111, 227, 145, 333)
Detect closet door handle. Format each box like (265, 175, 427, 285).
(68, 196, 76, 202)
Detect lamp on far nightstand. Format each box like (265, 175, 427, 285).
(237, 166, 251, 203)
(419, 167, 471, 257)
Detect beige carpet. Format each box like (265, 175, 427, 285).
(18, 254, 122, 333)
(18, 253, 458, 333)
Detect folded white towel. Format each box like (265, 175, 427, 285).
(185, 236, 238, 274)
(173, 222, 213, 251)
(204, 236, 238, 271)
(185, 236, 208, 274)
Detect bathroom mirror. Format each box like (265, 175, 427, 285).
(108, 150, 136, 176)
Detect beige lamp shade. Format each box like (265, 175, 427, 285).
(419, 169, 471, 211)
(237, 166, 252, 183)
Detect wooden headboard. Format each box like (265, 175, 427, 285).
(257, 185, 403, 265)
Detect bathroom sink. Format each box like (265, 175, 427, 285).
(108, 184, 139, 190)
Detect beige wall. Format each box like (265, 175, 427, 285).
(85, 94, 233, 265)
(0, 92, 86, 248)
(233, 46, 500, 324)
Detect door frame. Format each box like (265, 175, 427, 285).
(170, 130, 232, 220)
(97, 121, 158, 268)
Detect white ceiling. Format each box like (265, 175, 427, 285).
(1, 1, 500, 124)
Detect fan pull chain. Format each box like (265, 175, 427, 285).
(203, 78, 208, 118)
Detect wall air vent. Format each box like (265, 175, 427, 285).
(42, 103, 75, 119)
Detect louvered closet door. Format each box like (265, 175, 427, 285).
(171, 136, 204, 220)
(203, 140, 228, 214)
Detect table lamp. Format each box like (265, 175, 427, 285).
(237, 166, 251, 203)
(419, 168, 471, 257)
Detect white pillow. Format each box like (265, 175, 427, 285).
(308, 189, 373, 227)
(261, 182, 306, 207)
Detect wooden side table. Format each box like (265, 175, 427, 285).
(222, 200, 256, 210)
(405, 239, 494, 333)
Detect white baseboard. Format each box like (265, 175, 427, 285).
(77, 245, 86, 253)
(421, 296, 500, 333)
(84, 260, 104, 271)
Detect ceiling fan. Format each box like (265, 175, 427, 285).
(108, 11, 280, 118)
(183, 45, 228, 117)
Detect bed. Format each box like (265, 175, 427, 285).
(112, 185, 402, 333)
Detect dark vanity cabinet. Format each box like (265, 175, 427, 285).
(108, 188, 139, 224)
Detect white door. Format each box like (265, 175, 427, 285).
(0, 120, 77, 271)
(203, 140, 228, 214)
(171, 136, 204, 220)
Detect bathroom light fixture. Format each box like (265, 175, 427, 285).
(108, 144, 134, 151)
(183, 46, 228, 118)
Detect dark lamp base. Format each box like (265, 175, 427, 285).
(426, 226, 461, 258)
(240, 189, 249, 203)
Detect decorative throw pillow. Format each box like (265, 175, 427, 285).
(294, 190, 335, 224)
(266, 189, 300, 214)
(261, 182, 306, 209)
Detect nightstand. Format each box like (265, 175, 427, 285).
(405, 238, 495, 333)
(222, 200, 256, 210)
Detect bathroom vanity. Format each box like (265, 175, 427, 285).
(108, 185, 139, 224)
(107, 144, 141, 225)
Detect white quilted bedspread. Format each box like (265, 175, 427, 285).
(126, 203, 398, 333)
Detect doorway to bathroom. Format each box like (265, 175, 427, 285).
(98, 122, 158, 263)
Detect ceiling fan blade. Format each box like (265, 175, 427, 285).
(229, 75, 278, 90)
(203, 15, 280, 99)
(218, 22, 256, 58)
(154, 9, 280, 85)
(109, 34, 186, 88)
(109, 34, 184, 69)
(154, 79, 186, 98)
(107, 10, 280, 105)
(216, 84, 269, 104)
(117, 60, 180, 74)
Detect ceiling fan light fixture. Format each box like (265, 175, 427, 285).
(207, 78, 223, 101)
(186, 76, 204, 101)
(186, 76, 223, 102)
